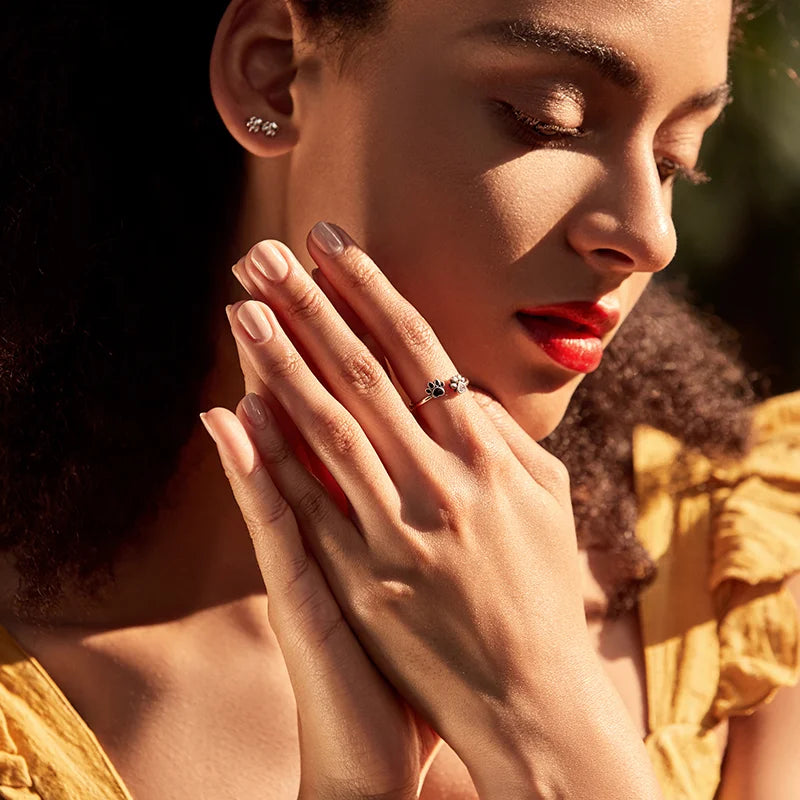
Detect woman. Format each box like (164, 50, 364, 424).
(0, 0, 798, 798)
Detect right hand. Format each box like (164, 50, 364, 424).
(202, 404, 440, 800)
(210, 228, 660, 799)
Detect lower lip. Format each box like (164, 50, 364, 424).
(517, 315, 603, 373)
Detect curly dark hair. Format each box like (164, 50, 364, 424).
(0, 2, 755, 617)
(543, 280, 756, 616)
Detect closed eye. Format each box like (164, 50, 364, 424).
(492, 100, 588, 147)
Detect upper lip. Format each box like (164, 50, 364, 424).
(517, 297, 621, 338)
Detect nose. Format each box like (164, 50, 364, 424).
(566, 147, 678, 276)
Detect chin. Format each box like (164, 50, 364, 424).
(476, 378, 581, 442)
(521, 376, 588, 440)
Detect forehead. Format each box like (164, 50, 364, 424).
(396, 0, 732, 101)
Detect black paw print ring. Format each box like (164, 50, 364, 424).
(408, 374, 470, 412)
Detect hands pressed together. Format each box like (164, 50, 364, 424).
(200, 222, 663, 800)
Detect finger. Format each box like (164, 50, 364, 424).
(199, 406, 381, 720)
(199, 406, 349, 593)
(226, 304, 266, 397)
(310, 266, 390, 371)
(469, 387, 571, 500)
(227, 305, 319, 482)
(228, 298, 401, 523)
(227, 307, 357, 522)
(233, 395, 364, 580)
(232, 260, 258, 299)
(306, 222, 494, 451)
(233, 240, 435, 480)
(239, 390, 352, 521)
(235, 259, 392, 407)
(240, 252, 387, 369)
(239, 261, 398, 447)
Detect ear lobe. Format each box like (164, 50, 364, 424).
(210, 0, 300, 157)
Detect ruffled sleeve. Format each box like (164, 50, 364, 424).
(0, 627, 133, 800)
(711, 393, 800, 718)
(633, 391, 800, 800)
(0, 706, 38, 800)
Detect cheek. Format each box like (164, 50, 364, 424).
(358, 146, 595, 313)
(608, 273, 653, 343)
(343, 57, 591, 282)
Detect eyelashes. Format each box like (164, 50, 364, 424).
(493, 100, 587, 145)
(656, 157, 711, 186)
(492, 100, 712, 186)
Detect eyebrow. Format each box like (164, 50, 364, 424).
(469, 19, 733, 110)
(675, 83, 733, 113)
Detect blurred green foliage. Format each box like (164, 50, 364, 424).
(668, 0, 800, 394)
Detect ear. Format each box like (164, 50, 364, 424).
(210, 0, 300, 157)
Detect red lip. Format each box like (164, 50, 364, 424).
(517, 299, 621, 337)
(516, 298, 621, 373)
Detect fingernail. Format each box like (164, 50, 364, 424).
(199, 412, 218, 443)
(237, 301, 274, 342)
(311, 221, 344, 256)
(225, 304, 233, 320)
(242, 393, 269, 429)
(250, 241, 289, 282)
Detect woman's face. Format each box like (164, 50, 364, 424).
(276, 0, 732, 439)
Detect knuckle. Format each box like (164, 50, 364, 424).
(544, 454, 571, 487)
(283, 581, 347, 655)
(344, 252, 381, 292)
(349, 582, 381, 625)
(312, 613, 347, 649)
(257, 433, 293, 467)
(395, 308, 437, 354)
(337, 348, 386, 395)
(286, 284, 326, 322)
(243, 477, 293, 528)
(312, 413, 362, 457)
(457, 432, 501, 473)
(282, 550, 313, 593)
(267, 350, 305, 381)
(413, 478, 469, 533)
(294, 485, 331, 525)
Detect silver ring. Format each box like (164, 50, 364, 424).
(408, 375, 469, 412)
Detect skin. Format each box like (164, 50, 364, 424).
(207, 0, 728, 794)
(220, 0, 730, 440)
(2, 0, 800, 798)
(205, 228, 663, 798)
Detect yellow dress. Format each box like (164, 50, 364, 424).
(635, 390, 800, 799)
(0, 392, 799, 799)
(0, 628, 131, 799)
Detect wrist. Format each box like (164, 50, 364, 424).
(451, 656, 662, 799)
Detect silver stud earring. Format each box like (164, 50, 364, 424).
(246, 116, 279, 137)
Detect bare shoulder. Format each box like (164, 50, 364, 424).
(717, 573, 800, 799)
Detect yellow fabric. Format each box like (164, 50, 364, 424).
(0, 393, 798, 798)
(634, 391, 800, 800)
(0, 627, 132, 800)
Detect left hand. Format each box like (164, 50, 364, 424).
(210, 223, 659, 798)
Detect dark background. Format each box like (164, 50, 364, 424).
(665, 1, 800, 396)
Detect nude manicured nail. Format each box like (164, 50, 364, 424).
(250, 241, 289, 282)
(242, 393, 269, 429)
(237, 301, 274, 342)
(199, 412, 217, 443)
(311, 221, 344, 256)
